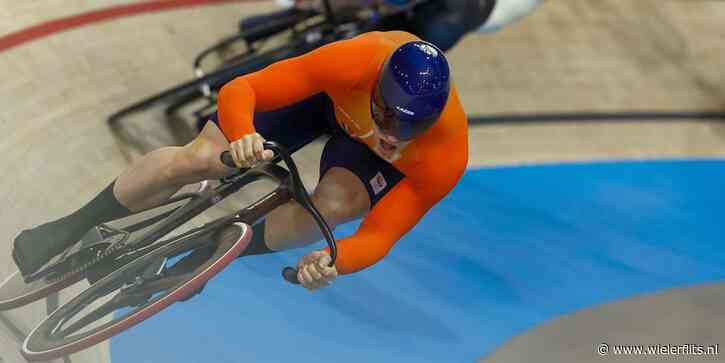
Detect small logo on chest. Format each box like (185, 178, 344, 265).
(370, 172, 388, 195)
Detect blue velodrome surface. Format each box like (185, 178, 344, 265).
(111, 160, 725, 363)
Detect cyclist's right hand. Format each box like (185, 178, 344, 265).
(229, 132, 275, 168)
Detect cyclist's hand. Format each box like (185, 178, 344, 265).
(297, 251, 337, 291)
(229, 133, 274, 168)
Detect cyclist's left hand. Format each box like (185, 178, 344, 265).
(297, 251, 337, 290)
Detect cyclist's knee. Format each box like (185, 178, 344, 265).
(167, 130, 229, 183)
(189, 137, 229, 178)
(163, 151, 207, 185)
(309, 196, 347, 229)
(311, 168, 371, 226)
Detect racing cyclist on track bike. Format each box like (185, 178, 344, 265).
(13, 31, 468, 291)
(274, 0, 543, 51)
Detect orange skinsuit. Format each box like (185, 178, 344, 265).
(217, 31, 469, 275)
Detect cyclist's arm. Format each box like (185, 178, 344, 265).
(328, 135, 468, 275)
(217, 34, 378, 141)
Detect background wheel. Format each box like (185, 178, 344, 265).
(0, 270, 84, 311)
(21, 222, 251, 362)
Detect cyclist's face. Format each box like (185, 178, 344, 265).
(371, 86, 402, 142)
(371, 88, 410, 161)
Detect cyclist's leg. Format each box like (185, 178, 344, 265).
(14, 94, 332, 275)
(114, 121, 232, 211)
(263, 166, 371, 250)
(261, 133, 405, 252)
(12, 122, 232, 275)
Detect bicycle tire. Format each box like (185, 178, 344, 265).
(21, 222, 251, 362)
(0, 190, 204, 311)
(0, 271, 83, 311)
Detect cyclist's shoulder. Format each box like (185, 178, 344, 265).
(403, 132, 468, 196)
(370, 30, 420, 45)
(346, 30, 420, 48)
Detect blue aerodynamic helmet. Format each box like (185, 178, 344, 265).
(372, 40, 451, 141)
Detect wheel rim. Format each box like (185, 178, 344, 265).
(0, 194, 197, 312)
(0, 270, 83, 311)
(22, 223, 251, 362)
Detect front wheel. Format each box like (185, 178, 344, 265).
(21, 222, 251, 362)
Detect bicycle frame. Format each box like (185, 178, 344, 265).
(118, 163, 293, 263)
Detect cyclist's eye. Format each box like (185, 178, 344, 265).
(373, 106, 393, 130)
(371, 88, 398, 132)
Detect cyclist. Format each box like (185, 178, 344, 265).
(13, 31, 468, 291)
(275, 0, 543, 51)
